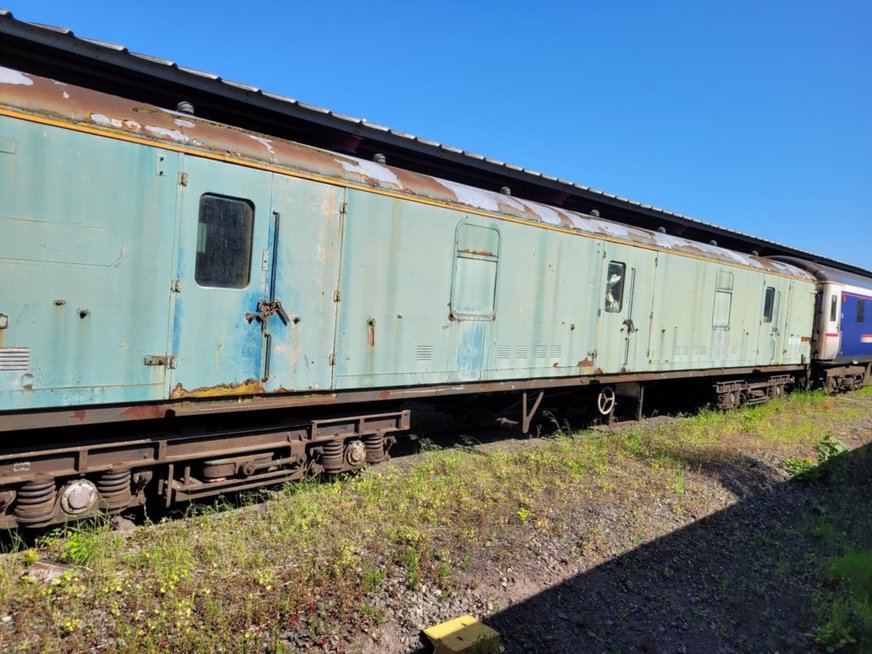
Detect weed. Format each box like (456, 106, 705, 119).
(517, 507, 530, 523)
(57, 520, 108, 567)
(672, 472, 685, 494)
(414, 435, 442, 453)
(401, 546, 420, 589)
(783, 457, 817, 478)
(783, 435, 848, 481)
(818, 435, 847, 463)
(361, 565, 385, 592)
(359, 602, 387, 625)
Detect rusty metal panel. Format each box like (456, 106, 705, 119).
(0, 114, 178, 410)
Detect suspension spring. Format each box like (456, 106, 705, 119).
(14, 479, 57, 526)
(363, 433, 386, 464)
(321, 440, 344, 474)
(97, 469, 132, 511)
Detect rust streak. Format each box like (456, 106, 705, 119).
(119, 404, 170, 420)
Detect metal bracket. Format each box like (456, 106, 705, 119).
(144, 355, 177, 368)
(521, 390, 544, 434)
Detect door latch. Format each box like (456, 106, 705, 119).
(144, 355, 176, 368)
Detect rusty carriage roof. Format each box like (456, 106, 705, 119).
(0, 8, 864, 278)
(0, 65, 816, 282)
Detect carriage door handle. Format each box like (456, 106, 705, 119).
(246, 298, 289, 336)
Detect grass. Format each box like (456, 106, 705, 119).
(0, 388, 869, 652)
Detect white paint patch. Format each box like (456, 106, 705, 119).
(495, 194, 525, 212)
(340, 158, 401, 187)
(0, 67, 33, 86)
(566, 214, 592, 231)
(143, 125, 189, 143)
(438, 179, 500, 211)
(590, 219, 632, 237)
(174, 118, 196, 129)
(247, 134, 275, 155)
(90, 113, 124, 129)
(521, 198, 562, 225)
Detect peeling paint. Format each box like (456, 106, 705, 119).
(0, 67, 32, 86)
(438, 179, 500, 212)
(143, 125, 189, 143)
(170, 380, 265, 399)
(339, 157, 401, 187)
(247, 134, 275, 155)
(90, 113, 124, 129)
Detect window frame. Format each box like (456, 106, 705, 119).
(604, 261, 626, 313)
(449, 223, 501, 321)
(194, 193, 255, 290)
(763, 286, 776, 323)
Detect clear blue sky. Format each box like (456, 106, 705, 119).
(7, 1, 871, 270)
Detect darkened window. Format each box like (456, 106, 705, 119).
(763, 287, 776, 323)
(450, 224, 500, 320)
(859, 299, 866, 324)
(605, 261, 626, 313)
(830, 294, 838, 322)
(195, 194, 254, 288)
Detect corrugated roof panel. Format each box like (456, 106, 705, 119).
(223, 79, 261, 92)
(79, 37, 126, 51)
(131, 52, 176, 67)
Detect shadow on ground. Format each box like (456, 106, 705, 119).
(414, 442, 872, 654)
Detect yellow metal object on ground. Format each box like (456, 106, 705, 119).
(423, 615, 501, 654)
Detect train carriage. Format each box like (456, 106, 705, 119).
(0, 65, 842, 529)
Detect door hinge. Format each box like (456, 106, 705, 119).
(178, 172, 189, 187)
(340, 201, 348, 215)
(333, 289, 341, 302)
(171, 279, 182, 293)
(144, 355, 177, 369)
(328, 352, 336, 366)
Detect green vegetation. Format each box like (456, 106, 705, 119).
(815, 550, 872, 653)
(0, 388, 868, 652)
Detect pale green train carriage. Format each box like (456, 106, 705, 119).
(0, 67, 816, 527)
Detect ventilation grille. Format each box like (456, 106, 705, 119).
(502, 344, 563, 360)
(0, 348, 30, 371)
(415, 345, 433, 361)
